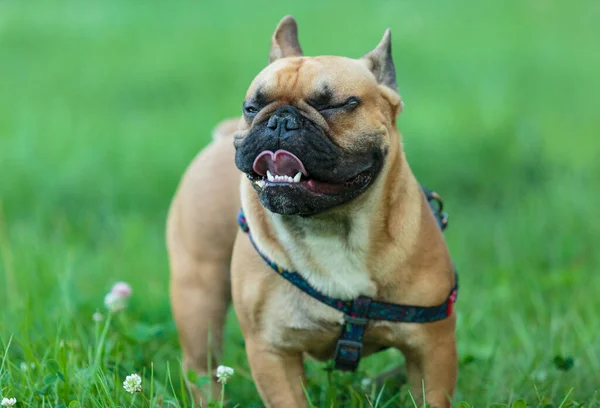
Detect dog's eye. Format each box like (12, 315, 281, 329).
(316, 97, 360, 113)
(345, 97, 360, 108)
(243, 103, 259, 116)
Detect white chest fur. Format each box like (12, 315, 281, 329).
(269, 213, 377, 300)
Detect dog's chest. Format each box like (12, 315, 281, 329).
(273, 218, 377, 300)
(258, 215, 410, 356)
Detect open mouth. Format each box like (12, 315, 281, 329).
(248, 149, 372, 195)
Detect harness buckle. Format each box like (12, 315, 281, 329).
(423, 188, 449, 231)
(343, 314, 368, 326)
(334, 339, 364, 371)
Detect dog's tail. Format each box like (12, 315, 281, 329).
(212, 118, 241, 140)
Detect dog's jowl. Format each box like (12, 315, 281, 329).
(167, 15, 457, 408)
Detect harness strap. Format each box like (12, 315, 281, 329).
(334, 296, 372, 371)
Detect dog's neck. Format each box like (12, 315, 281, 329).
(244, 136, 425, 300)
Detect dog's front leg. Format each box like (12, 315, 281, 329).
(245, 338, 307, 408)
(401, 315, 457, 408)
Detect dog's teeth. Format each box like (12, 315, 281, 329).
(265, 172, 299, 183)
(257, 180, 266, 188)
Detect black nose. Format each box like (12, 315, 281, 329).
(267, 105, 301, 133)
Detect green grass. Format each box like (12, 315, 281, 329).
(1, 0, 599, 406)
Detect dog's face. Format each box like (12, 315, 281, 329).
(234, 16, 402, 216)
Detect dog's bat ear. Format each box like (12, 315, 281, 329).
(362, 29, 397, 91)
(269, 16, 303, 63)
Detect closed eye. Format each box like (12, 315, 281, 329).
(242, 102, 260, 117)
(314, 96, 360, 113)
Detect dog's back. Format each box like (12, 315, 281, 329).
(167, 118, 241, 263)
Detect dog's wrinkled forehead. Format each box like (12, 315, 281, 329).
(245, 56, 379, 104)
(243, 15, 401, 113)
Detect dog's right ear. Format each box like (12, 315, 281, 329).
(269, 16, 303, 63)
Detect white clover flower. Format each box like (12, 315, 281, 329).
(92, 312, 104, 322)
(104, 292, 122, 312)
(123, 373, 142, 394)
(104, 292, 127, 312)
(216, 365, 234, 384)
(1, 398, 17, 407)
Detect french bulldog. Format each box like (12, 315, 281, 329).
(167, 16, 457, 407)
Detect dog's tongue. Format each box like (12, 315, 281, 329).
(252, 150, 308, 177)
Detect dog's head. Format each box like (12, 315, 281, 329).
(234, 16, 403, 216)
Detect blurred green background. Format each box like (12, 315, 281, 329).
(1, 0, 599, 405)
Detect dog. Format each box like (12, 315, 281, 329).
(167, 16, 457, 407)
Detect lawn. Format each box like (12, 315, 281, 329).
(1, 1, 599, 406)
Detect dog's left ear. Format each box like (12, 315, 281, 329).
(362, 29, 397, 91)
(269, 16, 304, 63)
